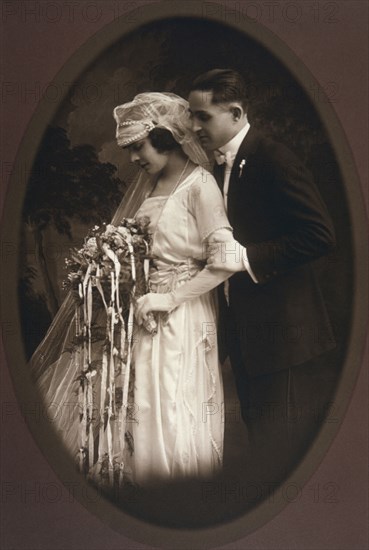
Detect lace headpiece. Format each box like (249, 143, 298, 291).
(116, 119, 157, 147)
(113, 92, 196, 148)
(111, 92, 210, 221)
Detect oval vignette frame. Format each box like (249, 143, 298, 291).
(1, 1, 368, 548)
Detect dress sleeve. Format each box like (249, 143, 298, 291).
(171, 228, 234, 308)
(188, 171, 233, 242)
(169, 174, 235, 308)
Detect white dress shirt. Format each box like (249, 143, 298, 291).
(217, 122, 250, 210)
(216, 122, 258, 283)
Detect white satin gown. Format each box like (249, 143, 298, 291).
(128, 166, 233, 485)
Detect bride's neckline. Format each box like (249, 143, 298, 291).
(145, 165, 200, 199)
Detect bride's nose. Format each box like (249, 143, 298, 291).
(130, 150, 140, 163)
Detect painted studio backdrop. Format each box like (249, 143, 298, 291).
(18, 17, 351, 526)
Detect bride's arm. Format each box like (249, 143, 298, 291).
(135, 174, 236, 324)
(135, 228, 234, 323)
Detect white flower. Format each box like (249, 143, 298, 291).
(113, 234, 126, 248)
(85, 369, 97, 380)
(85, 237, 98, 255)
(116, 226, 130, 238)
(104, 224, 116, 236)
(238, 159, 246, 177)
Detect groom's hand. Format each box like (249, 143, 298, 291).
(207, 240, 247, 273)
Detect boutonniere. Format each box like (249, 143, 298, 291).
(238, 159, 246, 178)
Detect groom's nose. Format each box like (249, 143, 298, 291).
(191, 117, 201, 133)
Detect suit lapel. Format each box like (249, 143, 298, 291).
(228, 126, 261, 189)
(213, 162, 225, 192)
(226, 126, 261, 220)
(212, 126, 261, 208)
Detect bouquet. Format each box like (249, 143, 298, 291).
(64, 217, 157, 333)
(63, 217, 155, 487)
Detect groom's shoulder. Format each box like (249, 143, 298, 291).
(239, 127, 282, 161)
(249, 129, 304, 168)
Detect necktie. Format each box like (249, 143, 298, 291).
(214, 149, 233, 167)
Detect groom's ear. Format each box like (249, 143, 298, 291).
(229, 103, 244, 122)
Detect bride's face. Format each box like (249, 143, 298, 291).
(126, 137, 169, 175)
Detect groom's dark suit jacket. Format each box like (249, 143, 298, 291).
(214, 127, 336, 378)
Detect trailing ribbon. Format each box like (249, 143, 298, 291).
(77, 240, 139, 488)
(118, 241, 136, 486)
(62, 218, 151, 486)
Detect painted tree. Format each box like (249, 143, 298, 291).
(22, 126, 123, 317)
(18, 265, 52, 359)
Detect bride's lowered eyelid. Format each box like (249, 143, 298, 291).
(130, 143, 143, 152)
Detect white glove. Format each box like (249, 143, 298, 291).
(135, 265, 232, 325)
(206, 240, 247, 273)
(135, 293, 175, 325)
(134, 230, 241, 324)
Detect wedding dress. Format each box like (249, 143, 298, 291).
(30, 165, 234, 487)
(128, 165, 232, 484)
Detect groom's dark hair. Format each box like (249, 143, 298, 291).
(190, 69, 249, 111)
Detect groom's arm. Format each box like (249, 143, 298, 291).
(208, 140, 335, 283)
(245, 141, 336, 283)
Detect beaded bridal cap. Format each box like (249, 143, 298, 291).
(113, 92, 202, 152)
(111, 92, 209, 222)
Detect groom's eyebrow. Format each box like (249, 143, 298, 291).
(188, 108, 210, 115)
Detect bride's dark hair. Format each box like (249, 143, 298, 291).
(148, 127, 181, 153)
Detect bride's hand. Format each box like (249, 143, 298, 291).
(135, 293, 175, 325)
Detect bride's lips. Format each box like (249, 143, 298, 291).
(141, 163, 149, 170)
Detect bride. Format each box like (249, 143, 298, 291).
(30, 92, 235, 488)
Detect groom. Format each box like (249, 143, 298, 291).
(188, 69, 336, 480)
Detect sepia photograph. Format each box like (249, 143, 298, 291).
(1, 1, 368, 549)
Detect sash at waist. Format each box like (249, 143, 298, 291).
(149, 258, 205, 292)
